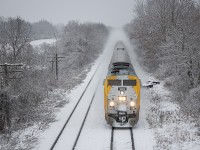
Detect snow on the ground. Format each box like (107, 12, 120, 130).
(33, 30, 114, 149)
(127, 37, 200, 149)
(31, 29, 200, 150)
(30, 39, 56, 54)
(30, 39, 56, 47)
(5, 29, 198, 150)
(147, 81, 200, 150)
(122, 31, 156, 150)
(34, 51, 104, 149)
(72, 29, 125, 150)
(113, 130, 132, 150)
(33, 28, 156, 150)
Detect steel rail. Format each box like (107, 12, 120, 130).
(110, 127, 135, 150)
(130, 128, 135, 150)
(72, 79, 100, 150)
(110, 127, 114, 150)
(49, 63, 101, 150)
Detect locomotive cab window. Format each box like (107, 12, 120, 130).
(116, 48, 125, 50)
(108, 80, 121, 86)
(123, 80, 137, 86)
(111, 68, 127, 74)
(110, 67, 135, 76)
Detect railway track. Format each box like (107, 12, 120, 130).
(50, 63, 101, 150)
(110, 127, 135, 150)
(72, 82, 99, 150)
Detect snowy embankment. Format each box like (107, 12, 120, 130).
(129, 40, 200, 149)
(121, 31, 200, 149)
(146, 81, 200, 150)
(128, 42, 200, 149)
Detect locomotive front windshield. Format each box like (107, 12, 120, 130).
(110, 66, 136, 76)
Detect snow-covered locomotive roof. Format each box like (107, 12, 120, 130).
(108, 41, 137, 76)
(114, 41, 125, 50)
(111, 41, 131, 64)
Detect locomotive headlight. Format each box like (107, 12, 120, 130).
(109, 101, 115, 107)
(130, 101, 136, 107)
(120, 90, 125, 95)
(118, 96, 126, 102)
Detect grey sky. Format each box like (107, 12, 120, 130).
(0, 0, 135, 27)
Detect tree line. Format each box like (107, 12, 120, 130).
(126, 0, 200, 120)
(0, 16, 109, 140)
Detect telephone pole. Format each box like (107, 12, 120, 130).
(48, 53, 65, 80)
(0, 63, 23, 133)
(0, 63, 23, 88)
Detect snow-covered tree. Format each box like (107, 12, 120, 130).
(0, 17, 31, 63)
(126, 0, 200, 120)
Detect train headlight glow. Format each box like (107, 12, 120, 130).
(118, 96, 126, 101)
(109, 101, 115, 107)
(120, 90, 125, 95)
(130, 101, 136, 107)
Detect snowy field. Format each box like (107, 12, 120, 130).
(30, 39, 56, 47)
(30, 39, 56, 54)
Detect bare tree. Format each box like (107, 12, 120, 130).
(127, 0, 200, 122)
(0, 17, 31, 63)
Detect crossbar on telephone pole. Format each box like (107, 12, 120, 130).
(0, 63, 23, 87)
(48, 53, 65, 80)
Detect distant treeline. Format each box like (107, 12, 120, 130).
(31, 20, 64, 40)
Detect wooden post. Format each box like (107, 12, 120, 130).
(4, 63, 8, 86)
(0, 78, 3, 90)
(56, 53, 58, 80)
(51, 60, 54, 74)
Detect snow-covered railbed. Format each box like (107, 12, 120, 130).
(111, 128, 134, 150)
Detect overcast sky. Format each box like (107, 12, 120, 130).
(0, 0, 135, 27)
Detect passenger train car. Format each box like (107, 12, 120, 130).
(103, 41, 141, 127)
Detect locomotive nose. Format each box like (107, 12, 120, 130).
(104, 41, 140, 127)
